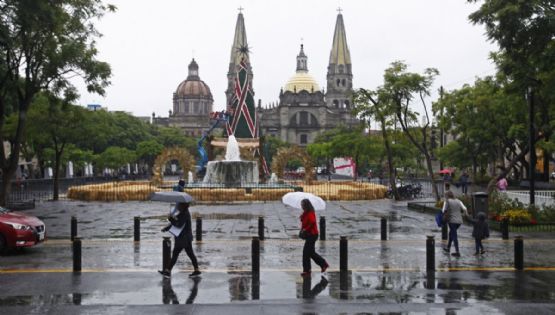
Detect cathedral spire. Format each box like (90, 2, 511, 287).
(328, 11, 351, 67)
(326, 10, 353, 110)
(226, 11, 254, 108)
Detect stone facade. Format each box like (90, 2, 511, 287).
(258, 13, 359, 146)
(153, 59, 213, 137)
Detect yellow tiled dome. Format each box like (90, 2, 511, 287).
(284, 72, 320, 93)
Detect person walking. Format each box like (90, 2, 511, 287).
(299, 199, 329, 277)
(468, 212, 490, 255)
(442, 191, 468, 257)
(159, 202, 201, 278)
(459, 172, 469, 195)
(496, 176, 508, 191)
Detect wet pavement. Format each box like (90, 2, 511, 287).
(1, 199, 555, 314)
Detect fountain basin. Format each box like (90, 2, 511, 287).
(203, 160, 259, 187)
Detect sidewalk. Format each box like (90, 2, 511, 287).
(1, 199, 554, 313)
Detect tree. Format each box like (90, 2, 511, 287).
(136, 140, 164, 170)
(353, 88, 401, 199)
(467, 0, 555, 190)
(96, 146, 136, 172)
(380, 61, 440, 201)
(25, 95, 87, 200)
(0, 0, 114, 205)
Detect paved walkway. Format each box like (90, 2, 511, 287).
(1, 199, 554, 314)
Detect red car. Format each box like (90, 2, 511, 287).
(0, 206, 46, 252)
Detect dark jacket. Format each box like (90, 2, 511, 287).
(469, 212, 490, 239)
(164, 205, 193, 241)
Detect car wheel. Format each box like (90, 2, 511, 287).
(0, 234, 6, 254)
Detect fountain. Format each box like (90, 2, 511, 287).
(202, 135, 259, 187)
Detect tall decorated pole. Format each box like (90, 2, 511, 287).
(227, 57, 257, 138)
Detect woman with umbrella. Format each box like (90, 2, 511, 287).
(299, 198, 329, 277)
(158, 201, 201, 278)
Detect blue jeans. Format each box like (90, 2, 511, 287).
(447, 223, 461, 253)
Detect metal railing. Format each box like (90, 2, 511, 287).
(499, 190, 555, 207)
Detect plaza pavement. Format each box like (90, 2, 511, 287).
(1, 199, 554, 314)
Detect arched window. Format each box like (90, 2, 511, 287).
(342, 79, 346, 87)
(333, 100, 339, 108)
(336, 79, 340, 87)
(344, 100, 350, 108)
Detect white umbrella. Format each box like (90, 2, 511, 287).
(282, 192, 326, 211)
(150, 191, 194, 203)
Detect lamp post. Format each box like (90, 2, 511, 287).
(527, 87, 535, 206)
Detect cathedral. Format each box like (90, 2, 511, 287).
(257, 12, 358, 145)
(155, 10, 359, 145)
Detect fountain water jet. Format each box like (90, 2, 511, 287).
(202, 135, 259, 186)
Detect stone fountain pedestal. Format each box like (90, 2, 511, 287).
(203, 160, 259, 187)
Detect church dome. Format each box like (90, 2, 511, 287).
(284, 44, 320, 93)
(175, 59, 213, 100)
(175, 80, 212, 99)
(284, 72, 320, 93)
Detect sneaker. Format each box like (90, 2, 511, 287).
(301, 271, 311, 277)
(480, 250, 486, 255)
(443, 247, 450, 253)
(451, 252, 461, 257)
(321, 262, 329, 273)
(473, 252, 480, 256)
(189, 270, 201, 277)
(158, 270, 171, 279)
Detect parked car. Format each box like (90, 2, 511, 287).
(0, 206, 46, 252)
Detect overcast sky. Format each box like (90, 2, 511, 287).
(75, 0, 497, 117)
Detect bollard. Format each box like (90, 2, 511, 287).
(134, 216, 140, 242)
(196, 217, 202, 242)
(426, 235, 435, 271)
(162, 237, 171, 271)
(258, 216, 265, 241)
(319, 216, 326, 241)
(73, 237, 82, 272)
(381, 217, 387, 241)
(252, 236, 260, 277)
(340, 236, 348, 272)
(514, 236, 524, 270)
(501, 218, 509, 240)
(441, 224, 448, 240)
(71, 216, 77, 241)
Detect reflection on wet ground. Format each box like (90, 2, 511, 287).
(1, 270, 554, 307)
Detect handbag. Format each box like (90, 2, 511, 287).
(441, 201, 450, 225)
(299, 229, 308, 240)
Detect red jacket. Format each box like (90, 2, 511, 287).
(300, 210, 319, 236)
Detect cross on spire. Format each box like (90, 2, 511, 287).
(337, 7, 343, 14)
(238, 6, 244, 13)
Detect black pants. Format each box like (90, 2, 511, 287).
(169, 237, 198, 271)
(303, 235, 326, 272)
(475, 238, 484, 253)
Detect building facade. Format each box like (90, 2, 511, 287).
(153, 59, 213, 137)
(258, 12, 359, 146)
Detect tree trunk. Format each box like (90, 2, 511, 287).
(0, 170, 15, 206)
(381, 120, 398, 200)
(486, 145, 530, 193)
(53, 152, 61, 201)
(424, 151, 440, 201)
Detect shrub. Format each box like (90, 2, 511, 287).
(501, 209, 532, 224)
(538, 205, 555, 222)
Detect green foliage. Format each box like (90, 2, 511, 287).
(488, 191, 526, 217)
(136, 140, 164, 168)
(96, 147, 136, 170)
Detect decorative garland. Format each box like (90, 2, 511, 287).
(151, 147, 195, 186)
(270, 146, 315, 184)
